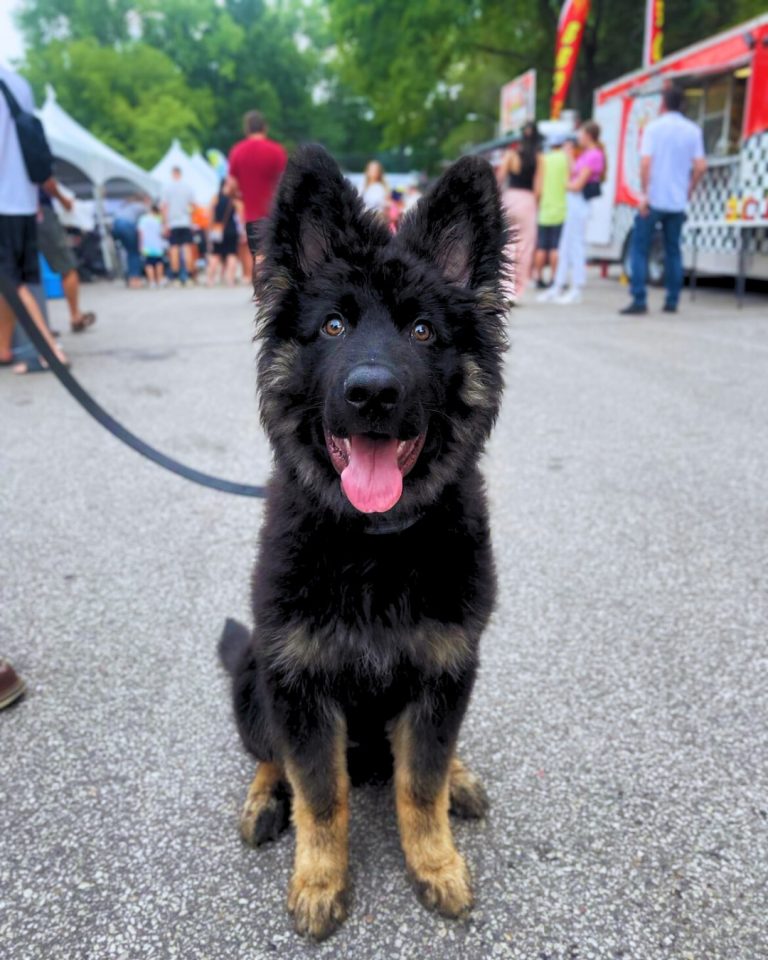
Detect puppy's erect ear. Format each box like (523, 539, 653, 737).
(263, 144, 372, 278)
(396, 156, 505, 289)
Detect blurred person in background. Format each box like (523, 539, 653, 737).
(546, 121, 606, 306)
(621, 86, 706, 315)
(206, 179, 239, 287)
(227, 110, 287, 279)
(533, 132, 569, 293)
(138, 201, 165, 287)
(162, 167, 196, 286)
(0, 64, 70, 374)
(38, 179, 96, 330)
(497, 121, 543, 302)
(361, 160, 389, 221)
(112, 194, 146, 289)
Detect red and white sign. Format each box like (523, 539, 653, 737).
(550, 0, 591, 119)
(643, 0, 664, 67)
(499, 69, 537, 134)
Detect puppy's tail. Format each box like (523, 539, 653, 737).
(218, 618, 251, 675)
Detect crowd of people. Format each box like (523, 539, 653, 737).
(496, 86, 706, 313)
(497, 118, 607, 306)
(108, 111, 287, 291)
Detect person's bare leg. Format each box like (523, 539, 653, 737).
(549, 249, 559, 284)
(62, 269, 81, 326)
(156, 262, 165, 284)
(184, 244, 196, 282)
(206, 254, 221, 286)
(169, 245, 180, 279)
(0, 296, 15, 361)
(224, 254, 238, 286)
(144, 264, 154, 284)
(533, 249, 546, 283)
(3, 285, 69, 370)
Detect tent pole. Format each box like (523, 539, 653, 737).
(94, 185, 114, 276)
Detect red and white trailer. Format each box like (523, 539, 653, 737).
(587, 14, 768, 283)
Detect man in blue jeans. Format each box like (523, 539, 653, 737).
(621, 86, 707, 316)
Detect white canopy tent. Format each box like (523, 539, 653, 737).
(37, 85, 160, 197)
(37, 85, 161, 272)
(150, 140, 219, 206)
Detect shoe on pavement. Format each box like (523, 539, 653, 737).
(554, 287, 582, 305)
(662, 302, 678, 313)
(0, 659, 26, 709)
(620, 302, 648, 315)
(536, 286, 560, 303)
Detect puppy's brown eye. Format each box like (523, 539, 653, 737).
(322, 315, 345, 337)
(412, 321, 433, 342)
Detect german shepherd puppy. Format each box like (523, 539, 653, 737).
(220, 145, 507, 940)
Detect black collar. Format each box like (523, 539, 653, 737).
(362, 509, 424, 536)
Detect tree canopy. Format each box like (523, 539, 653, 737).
(14, 0, 767, 172)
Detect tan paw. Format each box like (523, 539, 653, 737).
(287, 873, 348, 940)
(240, 788, 290, 847)
(449, 771, 490, 820)
(411, 852, 473, 918)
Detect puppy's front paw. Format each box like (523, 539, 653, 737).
(240, 788, 290, 846)
(411, 852, 473, 918)
(287, 872, 348, 940)
(449, 775, 490, 820)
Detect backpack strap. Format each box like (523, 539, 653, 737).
(0, 79, 22, 119)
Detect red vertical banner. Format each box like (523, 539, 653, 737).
(643, 0, 664, 67)
(550, 0, 591, 119)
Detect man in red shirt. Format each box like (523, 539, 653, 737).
(227, 111, 287, 268)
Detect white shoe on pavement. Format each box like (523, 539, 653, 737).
(536, 286, 560, 303)
(554, 287, 582, 305)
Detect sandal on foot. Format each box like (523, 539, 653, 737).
(71, 312, 96, 333)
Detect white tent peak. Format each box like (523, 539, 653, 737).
(150, 141, 219, 205)
(37, 86, 159, 196)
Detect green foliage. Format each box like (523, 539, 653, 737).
(15, 0, 768, 173)
(22, 38, 209, 167)
(16, 0, 382, 169)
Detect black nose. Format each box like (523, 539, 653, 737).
(344, 364, 402, 412)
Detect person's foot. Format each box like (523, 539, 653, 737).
(536, 286, 559, 303)
(620, 302, 648, 315)
(536, 278, 549, 290)
(662, 302, 678, 314)
(0, 659, 26, 709)
(71, 311, 96, 333)
(554, 287, 582, 305)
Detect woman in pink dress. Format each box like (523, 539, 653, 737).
(497, 121, 543, 303)
(544, 121, 606, 306)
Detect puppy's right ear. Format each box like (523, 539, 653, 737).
(263, 144, 371, 278)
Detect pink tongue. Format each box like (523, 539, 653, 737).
(341, 436, 403, 513)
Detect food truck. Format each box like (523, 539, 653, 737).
(587, 14, 768, 283)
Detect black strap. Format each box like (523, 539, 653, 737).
(0, 79, 22, 119)
(0, 272, 267, 499)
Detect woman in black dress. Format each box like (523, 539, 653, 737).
(206, 180, 239, 286)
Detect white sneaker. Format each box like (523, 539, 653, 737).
(536, 286, 559, 303)
(554, 287, 582, 305)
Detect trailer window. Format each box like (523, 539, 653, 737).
(684, 73, 745, 157)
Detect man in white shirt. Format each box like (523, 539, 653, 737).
(621, 86, 707, 316)
(0, 65, 69, 372)
(161, 166, 196, 285)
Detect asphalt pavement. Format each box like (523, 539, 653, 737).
(1, 277, 767, 960)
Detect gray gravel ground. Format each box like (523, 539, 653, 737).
(1, 279, 767, 960)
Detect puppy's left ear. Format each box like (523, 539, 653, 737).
(396, 156, 505, 289)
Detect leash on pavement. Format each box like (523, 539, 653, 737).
(0, 272, 268, 499)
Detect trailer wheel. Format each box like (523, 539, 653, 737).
(622, 226, 666, 287)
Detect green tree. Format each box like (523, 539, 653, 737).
(22, 38, 208, 167)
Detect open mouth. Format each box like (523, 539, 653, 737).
(324, 431, 426, 514)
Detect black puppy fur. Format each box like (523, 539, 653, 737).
(221, 145, 507, 940)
